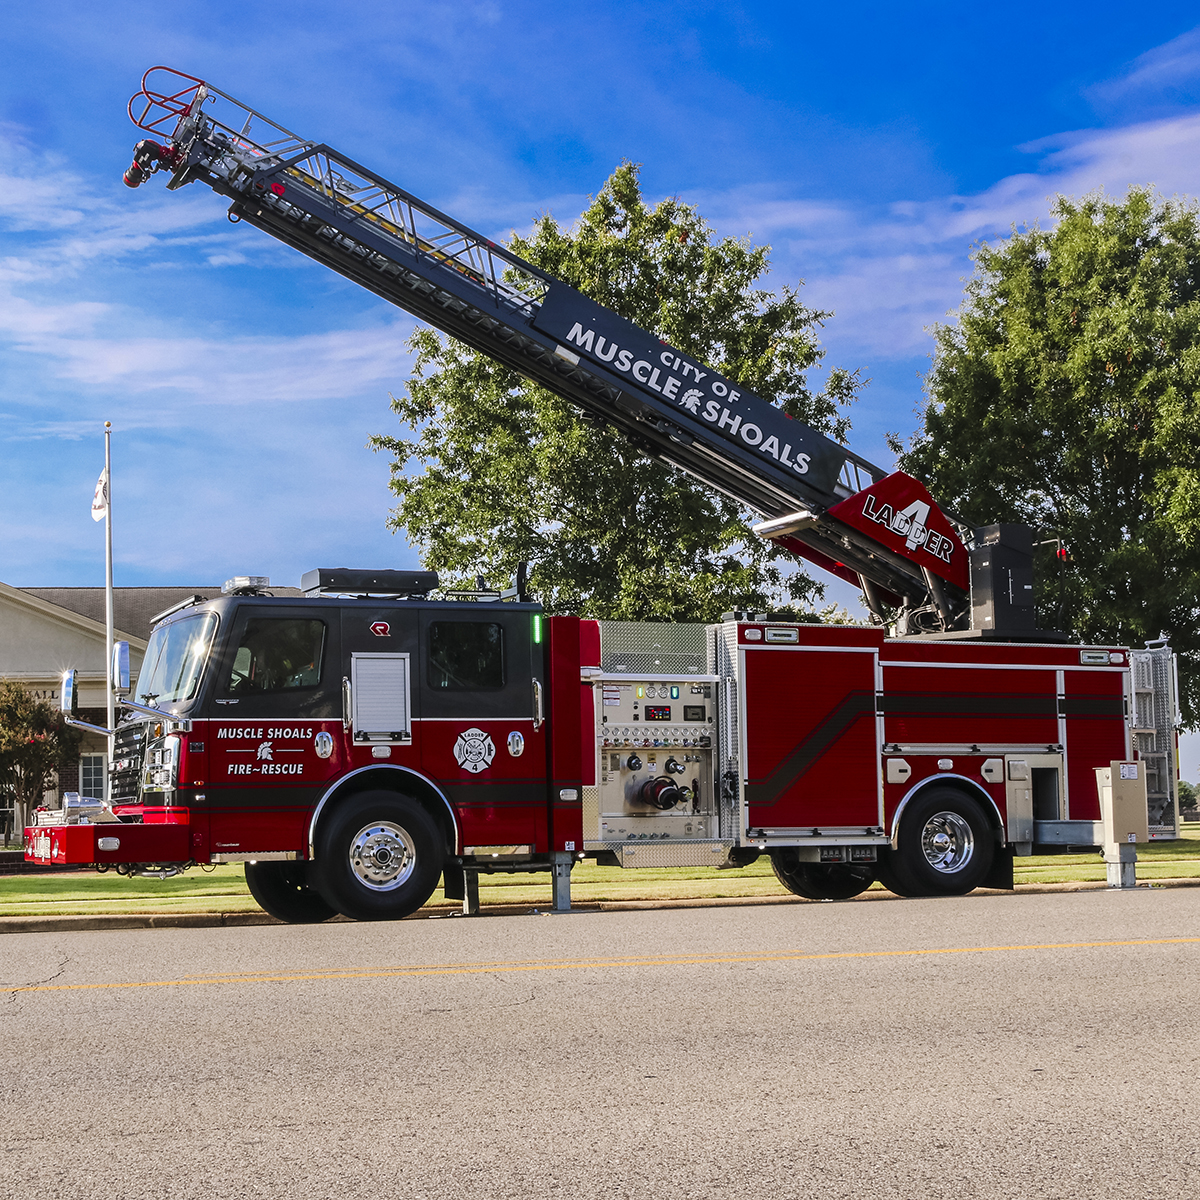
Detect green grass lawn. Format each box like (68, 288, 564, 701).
(1, 824, 1197, 918)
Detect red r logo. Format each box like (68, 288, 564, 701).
(270, 182, 286, 196)
(370, 621, 390, 637)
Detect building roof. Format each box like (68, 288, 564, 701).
(20, 586, 303, 642)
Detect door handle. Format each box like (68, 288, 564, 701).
(342, 676, 352, 733)
(532, 677, 544, 731)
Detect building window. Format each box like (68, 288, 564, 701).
(80, 754, 107, 801)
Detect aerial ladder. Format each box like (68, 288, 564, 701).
(123, 67, 1034, 638)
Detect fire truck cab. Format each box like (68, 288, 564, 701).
(32, 569, 583, 923)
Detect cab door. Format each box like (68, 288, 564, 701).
(204, 605, 343, 855)
(417, 608, 548, 851)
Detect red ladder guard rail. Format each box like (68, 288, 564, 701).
(128, 66, 208, 136)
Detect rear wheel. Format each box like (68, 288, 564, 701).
(313, 790, 443, 921)
(244, 861, 337, 924)
(770, 849, 873, 900)
(891, 787, 994, 896)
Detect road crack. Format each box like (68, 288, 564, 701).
(6, 950, 71, 1005)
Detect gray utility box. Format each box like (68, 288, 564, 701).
(970, 524, 1035, 634)
(1096, 761, 1149, 888)
(1096, 762, 1150, 848)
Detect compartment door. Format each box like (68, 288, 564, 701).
(743, 645, 880, 831)
(350, 653, 412, 742)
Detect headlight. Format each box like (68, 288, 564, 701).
(141, 736, 180, 794)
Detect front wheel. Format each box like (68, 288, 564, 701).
(313, 790, 443, 921)
(890, 787, 995, 896)
(244, 861, 337, 924)
(770, 850, 873, 900)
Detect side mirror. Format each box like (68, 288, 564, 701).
(111, 642, 131, 696)
(60, 669, 76, 716)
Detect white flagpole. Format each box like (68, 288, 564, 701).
(104, 422, 114, 774)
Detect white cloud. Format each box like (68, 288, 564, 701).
(7, 320, 417, 415)
(1088, 26, 1200, 103)
(694, 111, 1200, 359)
(0, 132, 420, 422)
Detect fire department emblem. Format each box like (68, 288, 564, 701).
(453, 727, 495, 774)
(256, 741, 274, 761)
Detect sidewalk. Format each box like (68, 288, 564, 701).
(2, 876, 1197, 935)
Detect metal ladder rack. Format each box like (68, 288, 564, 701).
(1130, 640, 1181, 837)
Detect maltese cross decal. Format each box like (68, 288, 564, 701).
(453, 727, 495, 774)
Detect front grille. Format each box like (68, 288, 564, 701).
(109, 721, 146, 804)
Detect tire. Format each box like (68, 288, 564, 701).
(891, 787, 995, 896)
(244, 861, 337, 924)
(874, 850, 925, 898)
(313, 790, 443, 921)
(770, 849, 873, 900)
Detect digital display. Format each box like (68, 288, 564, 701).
(645, 706, 671, 721)
(683, 705, 706, 721)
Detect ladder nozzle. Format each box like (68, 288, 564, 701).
(123, 140, 172, 188)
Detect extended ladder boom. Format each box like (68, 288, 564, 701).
(124, 67, 975, 630)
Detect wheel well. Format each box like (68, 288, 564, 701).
(889, 774, 1004, 848)
(307, 766, 459, 861)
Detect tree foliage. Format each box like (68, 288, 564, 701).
(1179, 778, 1197, 811)
(0, 681, 82, 829)
(371, 162, 861, 622)
(894, 188, 1200, 724)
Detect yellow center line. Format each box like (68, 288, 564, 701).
(6, 936, 1200, 994)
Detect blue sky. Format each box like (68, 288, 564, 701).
(3, 2, 1200, 771)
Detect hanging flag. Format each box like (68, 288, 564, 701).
(91, 467, 109, 523)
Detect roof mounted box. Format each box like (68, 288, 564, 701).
(301, 568, 439, 597)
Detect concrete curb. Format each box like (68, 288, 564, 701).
(1, 876, 1198, 934)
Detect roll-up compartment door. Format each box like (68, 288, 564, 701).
(351, 652, 411, 742)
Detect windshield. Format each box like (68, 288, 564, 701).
(138, 612, 219, 706)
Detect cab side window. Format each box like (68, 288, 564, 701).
(225, 619, 326, 695)
(428, 622, 504, 690)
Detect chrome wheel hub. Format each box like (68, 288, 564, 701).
(920, 811, 974, 873)
(349, 821, 417, 891)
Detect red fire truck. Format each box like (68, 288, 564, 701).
(26, 69, 1181, 921)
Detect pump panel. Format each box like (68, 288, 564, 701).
(585, 675, 721, 856)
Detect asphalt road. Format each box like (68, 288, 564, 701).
(1, 889, 1198, 1200)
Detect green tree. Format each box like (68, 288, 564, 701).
(371, 162, 861, 622)
(0, 681, 82, 835)
(894, 187, 1200, 724)
(1178, 778, 1197, 813)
